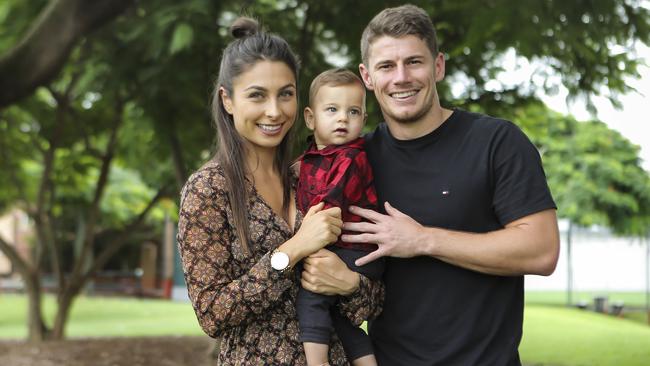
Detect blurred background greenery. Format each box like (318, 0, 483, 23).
(0, 1, 649, 364)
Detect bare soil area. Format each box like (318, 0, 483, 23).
(0, 336, 215, 366)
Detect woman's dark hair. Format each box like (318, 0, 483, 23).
(212, 17, 300, 255)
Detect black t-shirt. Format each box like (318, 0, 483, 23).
(364, 109, 556, 366)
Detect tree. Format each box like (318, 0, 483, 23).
(0, 3, 177, 339)
(511, 102, 650, 306)
(1, 0, 649, 342)
(0, 82, 171, 340)
(0, 0, 135, 108)
(3, 0, 650, 124)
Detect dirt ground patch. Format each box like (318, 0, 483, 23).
(0, 336, 215, 366)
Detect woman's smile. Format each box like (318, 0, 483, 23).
(221, 60, 297, 153)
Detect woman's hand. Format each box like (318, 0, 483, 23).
(301, 249, 360, 296)
(295, 202, 342, 254)
(277, 202, 342, 266)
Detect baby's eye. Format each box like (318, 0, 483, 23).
(325, 106, 337, 113)
(349, 109, 361, 116)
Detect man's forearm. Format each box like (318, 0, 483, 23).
(419, 209, 560, 276)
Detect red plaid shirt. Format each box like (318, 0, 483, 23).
(297, 137, 378, 251)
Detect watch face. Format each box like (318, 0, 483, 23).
(271, 251, 290, 270)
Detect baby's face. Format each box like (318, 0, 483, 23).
(306, 84, 366, 149)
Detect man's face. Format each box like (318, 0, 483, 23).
(359, 35, 444, 126)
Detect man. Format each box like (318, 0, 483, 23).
(339, 4, 560, 365)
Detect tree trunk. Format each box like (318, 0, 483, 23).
(0, 230, 50, 341)
(51, 285, 77, 339)
(48, 187, 166, 340)
(50, 107, 123, 340)
(168, 119, 188, 192)
(566, 221, 573, 306)
(69, 103, 122, 286)
(24, 271, 49, 341)
(0, 0, 135, 108)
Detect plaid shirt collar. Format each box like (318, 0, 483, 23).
(302, 136, 365, 157)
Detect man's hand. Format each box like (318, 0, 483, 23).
(342, 201, 426, 266)
(301, 249, 360, 296)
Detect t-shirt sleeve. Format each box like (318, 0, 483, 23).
(491, 121, 557, 226)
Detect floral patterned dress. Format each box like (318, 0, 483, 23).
(177, 161, 384, 365)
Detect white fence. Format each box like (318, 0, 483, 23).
(526, 220, 649, 292)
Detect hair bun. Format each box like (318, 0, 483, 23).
(230, 17, 260, 39)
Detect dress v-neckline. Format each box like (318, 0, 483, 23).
(249, 181, 299, 234)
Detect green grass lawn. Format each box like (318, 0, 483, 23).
(521, 306, 650, 366)
(525, 290, 648, 308)
(2, 293, 650, 365)
(0, 294, 203, 339)
(526, 290, 649, 325)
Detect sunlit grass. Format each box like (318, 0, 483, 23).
(525, 290, 647, 308)
(3, 293, 650, 366)
(0, 294, 203, 339)
(521, 305, 650, 366)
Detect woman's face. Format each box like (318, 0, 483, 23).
(221, 60, 297, 154)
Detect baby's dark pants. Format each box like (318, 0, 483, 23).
(297, 246, 384, 361)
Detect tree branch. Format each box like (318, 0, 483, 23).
(72, 186, 169, 295)
(33, 93, 67, 272)
(0, 0, 135, 108)
(0, 236, 33, 278)
(0, 119, 31, 209)
(34, 87, 76, 293)
(168, 118, 188, 191)
(69, 98, 124, 283)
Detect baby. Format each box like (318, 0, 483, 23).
(296, 68, 384, 366)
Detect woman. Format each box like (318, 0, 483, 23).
(177, 18, 383, 365)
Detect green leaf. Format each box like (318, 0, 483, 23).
(0, 2, 10, 24)
(168, 23, 193, 55)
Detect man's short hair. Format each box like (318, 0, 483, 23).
(361, 4, 438, 65)
(308, 68, 365, 106)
